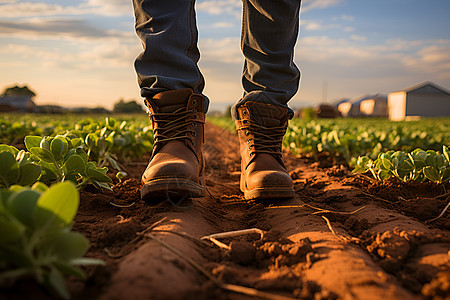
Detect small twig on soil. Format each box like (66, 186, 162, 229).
(104, 247, 126, 259)
(266, 202, 366, 216)
(361, 190, 399, 204)
(201, 228, 266, 250)
(322, 216, 361, 244)
(109, 201, 135, 208)
(435, 192, 450, 199)
(146, 234, 297, 300)
(149, 229, 211, 247)
(426, 196, 450, 223)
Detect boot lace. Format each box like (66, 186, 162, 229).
(241, 121, 286, 157)
(150, 107, 197, 147)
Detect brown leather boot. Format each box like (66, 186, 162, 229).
(235, 101, 294, 200)
(141, 89, 206, 201)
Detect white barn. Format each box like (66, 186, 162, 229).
(388, 82, 450, 121)
(360, 94, 387, 117)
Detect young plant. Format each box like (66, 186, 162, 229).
(24, 135, 113, 191)
(0, 145, 41, 188)
(0, 182, 104, 299)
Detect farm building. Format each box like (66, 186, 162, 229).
(0, 95, 36, 112)
(388, 82, 450, 121)
(337, 94, 387, 117)
(359, 94, 387, 117)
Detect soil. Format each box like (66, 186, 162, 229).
(2, 123, 449, 300)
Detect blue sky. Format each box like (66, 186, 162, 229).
(0, 0, 449, 111)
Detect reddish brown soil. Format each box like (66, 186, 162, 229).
(3, 123, 450, 300)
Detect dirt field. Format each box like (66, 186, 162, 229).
(4, 123, 449, 300)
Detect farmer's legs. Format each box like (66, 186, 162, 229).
(133, 0, 207, 201)
(231, 0, 301, 120)
(133, 0, 209, 113)
(234, 0, 301, 200)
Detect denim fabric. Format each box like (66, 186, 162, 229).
(133, 0, 301, 117)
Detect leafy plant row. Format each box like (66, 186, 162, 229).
(284, 118, 450, 163)
(0, 135, 113, 190)
(0, 115, 153, 164)
(353, 146, 450, 184)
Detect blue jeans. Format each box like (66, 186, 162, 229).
(133, 0, 301, 119)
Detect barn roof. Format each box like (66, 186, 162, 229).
(402, 81, 450, 95)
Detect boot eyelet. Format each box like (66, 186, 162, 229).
(248, 145, 252, 150)
(192, 123, 197, 128)
(247, 139, 251, 144)
(192, 99, 196, 105)
(192, 115, 197, 119)
(245, 131, 249, 136)
(192, 141, 196, 146)
(243, 110, 247, 115)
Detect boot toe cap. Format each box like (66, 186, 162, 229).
(247, 170, 293, 190)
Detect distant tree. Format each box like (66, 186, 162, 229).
(2, 85, 36, 97)
(113, 99, 144, 113)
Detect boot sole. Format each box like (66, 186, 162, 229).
(141, 177, 205, 202)
(243, 186, 295, 200)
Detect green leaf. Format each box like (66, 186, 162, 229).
(47, 268, 70, 300)
(18, 163, 42, 186)
(31, 182, 48, 193)
(435, 154, 445, 169)
(40, 137, 51, 151)
(87, 168, 112, 183)
(443, 146, 450, 163)
(24, 136, 43, 151)
(378, 170, 391, 181)
(85, 133, 97, 149)
(53, 260, 86, 279)
(0, 215, 25, 243)
(30, 147, 55, 163)
(47, 231, 89, 259)
(6, 189, 39, 227)
(0, 151, 19, 187)
(63, 155, 86, 175)
(0, 145, 19, 156)
(35, 182, 79, 227)
(423, 166, 441, 183)
(442, 168, 450, 183)
(50, 137, 68, 161)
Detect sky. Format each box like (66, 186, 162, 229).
(0, 0, 449, 112)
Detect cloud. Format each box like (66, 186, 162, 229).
(402, 41, 450, 79)
(0, 0, 132, 18)
(196, 0, 241, 19)
(0, 19, 132, 40)
(83, 0, 132, 16)
(301, 20, 340, 31)
(212, 22, 234, 28)
(350, 34, 367, 42)
(301, 0, 342, 12)
(199, 37, 242, 64)
(340, 14, 354, 21)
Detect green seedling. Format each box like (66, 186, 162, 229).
(0, 145, 42, 188)
(0, 182, 104, 299)
(24, 135, 113, 191)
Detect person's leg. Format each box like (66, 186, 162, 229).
(234, 0, 301, 200)
(232, 0, 301, 119)
(133, 0, 209, 112)
(133, 0, 207, 201)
